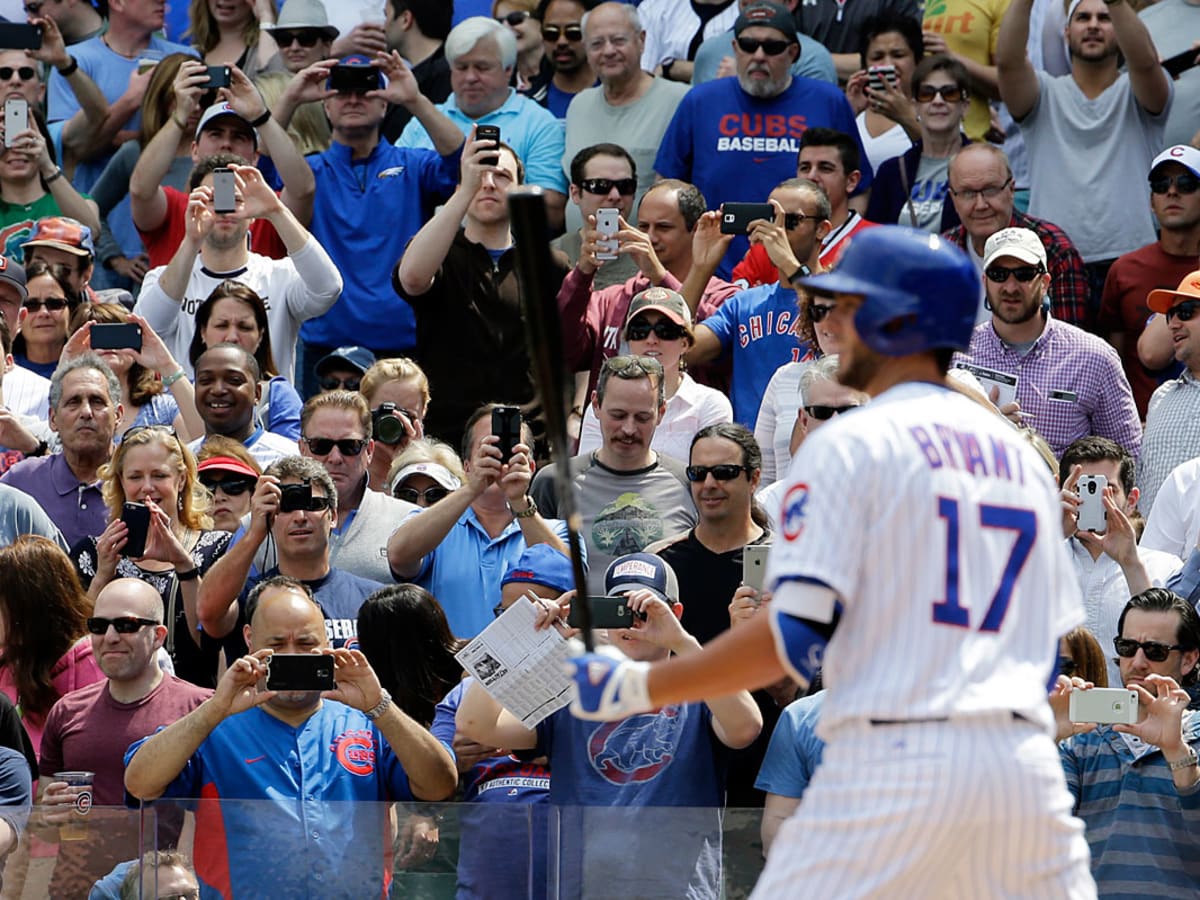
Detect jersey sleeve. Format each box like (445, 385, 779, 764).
(375, 728, 415, 802)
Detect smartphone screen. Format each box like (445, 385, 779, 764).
(90, 322, 143, 352)
(121, 502, 151, 558)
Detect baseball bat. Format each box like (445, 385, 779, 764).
(507, 187, 595, 651)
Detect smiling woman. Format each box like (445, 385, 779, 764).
(11, 260, 73, 378)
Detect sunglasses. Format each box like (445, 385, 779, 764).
(735, 37, 792, 56)
(626, 318, 685, 342)
(23, 297, 69, 313)
(1149, 172, 1200, 195)
(804, 404, 857, 420)
(318, 374, 361, 391)
(0, 66, 37, 82)
(496, 10, 530, 26)
(86, 616, 159, 635)
(1165, 299, 1200, 323)
(272, 29, 323, 48)
(809, 302, 835, 323)
(580, 177, 637, 196)
(985, 264, 1045, 284)
(685, 464, 750, 482)
(281, 494, 333, 512)
(1057, 655, 1077, 677)
(302, 436, 367, 456)
(915, 83, 965, 103)
(603, 354, 664, 378)
(543, 24, 583, 41)
(1113, 637, 1187, 662)
(199, 476, 256, 497)
(394, 485, 451, 504)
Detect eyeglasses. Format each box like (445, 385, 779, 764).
(580, 177, 637, 196)
(23, 297, 69, 313)
(1057, 655, 1077, 677)
(586, 33, 633, 52)
(784, 212, 817, 230)
(809, 302, 835, 323)
(1165, 299, 1200, 323)
(1113, 637, 1187, 662)
(685, 464, 750, 482)
(199, 476, 257, 497)
(804, 404, 858, 420)
(394, 485, 451, 504)
(272, 29, 323, 48)
(1149, 172, 1200, 195)
(302, 436, 367, 456)
(496, 10, 530, 26)
(542, 24, 583, 42)
(985, 264, 1045, 284)
(949, 177, 1013, 203)
(626, 318, 685, 342)
(735, 37, 793, 56)
(124, 424, 181, 445)
(86, 616, 159, 635)
(602, 355, 664, 378)
(915, 83, 966, 103)
(0, 66, 37, 82)
(318, 374, 361, 391)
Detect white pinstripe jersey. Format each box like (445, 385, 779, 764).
(767, 382, 1084, 739)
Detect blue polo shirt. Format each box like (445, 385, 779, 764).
(395, 88, 568, 194)
(300, 140, 460, 350)
(0, 453, 106, 550)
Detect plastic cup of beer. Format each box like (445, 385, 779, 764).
(53, 771, 94, 841)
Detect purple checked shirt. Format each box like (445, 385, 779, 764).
(956, 316, 1142, 459)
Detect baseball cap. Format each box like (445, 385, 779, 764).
(21, 216, 96, 259)
(625, 286, 692, 327)
(733, 2, 798, 43)
(195, 102, 259, 149)
(265, 0, 339, 40)
(501, 545, 575, 593)
(1147, 270, 1200, 314)
(315, 345, 376, 377)
(983, 227, 1046, 270)
(0, 255, 27, 302)
(196, 456, 260, 479)
(391, 462, 462, 493)
(604, 553, 679, 605)
(1149, 144, 1200, 180)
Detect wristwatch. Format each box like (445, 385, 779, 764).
(510, 495, 539, 519)
(661, 57, 677, 80)
(365, 688, 393, 721)
(1167, 747, 1199, 771)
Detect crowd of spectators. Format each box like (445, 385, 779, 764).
(0, 0, 1196, 895)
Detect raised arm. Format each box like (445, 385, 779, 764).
(373, 50, 464, 157)
(1109, 0, 1170, 115)
(996, 0, 1040, 120)
(29, 16, 111, 166)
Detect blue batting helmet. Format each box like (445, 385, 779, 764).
(797, 227, 979, 356)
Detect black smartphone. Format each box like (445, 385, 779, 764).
(266, 654, 336, 692)
(329, 64, 380, 93)
(204, 65, 231, 88)
(1163, 48, 1199, 79)
(90, 322, 143, 352)
(121, 502, 150, 558)
(568, 596, 640, 629)
(0, 23, 42, 51)
(278, 481, 313, 513)
(476, 124, 501, 167)
(720, 202, 775, 234)
(212, 167, 236, 214)
(491, 405, 521, 463)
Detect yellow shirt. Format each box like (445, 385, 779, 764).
(924, 0, 1012, 140)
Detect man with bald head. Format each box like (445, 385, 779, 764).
(125, 577, 458, 898)
(39, 578, 212, 897)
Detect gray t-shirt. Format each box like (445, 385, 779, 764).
(1140, 0, 1200, 149)
(901, 154, 951, 233)
(1020, 71, 1171, 262)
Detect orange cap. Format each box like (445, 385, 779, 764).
(1147, 270, 1200, 314)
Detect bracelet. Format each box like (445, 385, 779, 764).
(175, 566, 201, 582)
(171, 115, 189, 130)
(1167, 747, 1198, 771)
(43, 167, 63, 185)
(57, 56, 78, 77)
(365, 688, 392, 721)
(162, 369, 187, 388)
(248, 109, 272, 128)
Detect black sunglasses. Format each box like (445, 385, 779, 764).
(302, 437, 367, 456)
(1149, 172, 1200, 195)
(915, 83, 965, 103)
(580, 177, 637, 196)
(1113, 637, 1187, 662)
(394, 485, 451, 504)
(272, 29, 323, 48)
(497, 10, 530, 25)
(280, 494, 333, 513)
(736, 36, 792, 55)
(200, 476, 257, 497)
(543, 24, 583, 41)
(985, 264, 1045, 284)
(686, 464, 750, 482)
(626, 318, 685, 342)
(1057, 655, 1077, 677)
(87, 616, 159, 635)
(809, 302, 835, 323)
(1165, 299, 1200, 323)
(0, 66, 37, 82)
(23, 297, 69, 313)
(318, 374, 361, 391)
(804, 404, 857, 420)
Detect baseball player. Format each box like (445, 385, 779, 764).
(566, 226, 1097, 898)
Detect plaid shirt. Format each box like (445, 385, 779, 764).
(1138, 370, 1200, 516)
(944, 211, 1091, 329)
(957, 316, 1141, 458)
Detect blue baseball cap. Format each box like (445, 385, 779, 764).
(604, 553, 679, 604)
(315, 345, 376, 377)
(501, 545, 575, 594)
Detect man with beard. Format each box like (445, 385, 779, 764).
(958, 228, 1140, 458)
(537, 0, 597, 119)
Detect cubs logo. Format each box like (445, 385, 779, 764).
(782, 483, 810, 541)
(587, 707, 685, 785)
(74, 789, 93, 815)
(331, 729, 376, 776)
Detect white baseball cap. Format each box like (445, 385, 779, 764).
(983, 227, 1047, 270)
(1150, 145, 1200, 179)
(390, 463, 462, 494)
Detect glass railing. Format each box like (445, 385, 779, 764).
(0, 801, 770, 898)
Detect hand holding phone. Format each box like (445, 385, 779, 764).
(720, 202, 775, 235)
(212, 167, 237, 214)
(89, 322, 143, 352)
(4, 98, 28, 149)
(491, 406, 522, 463)
(742, 545, 770, 592)
(594, 208, 620, 261)
(1068, 687, 1138, 725)
(476, 124, 500, 167)
(1076, 474, 1107, 534)
(265, 653, 336, 692)
(120, 502, 151, 559)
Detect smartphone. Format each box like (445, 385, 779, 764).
(89, 322, 143, 352)
(476, 123, 500, 167)
(1068, 687, 1138, 725)
(867, 64, 898, 91)
(742, 544, 771, 592)
(491, 405, 522, 464)
(121, 502, 150, 559)
(568, 596, 638, 629)
(595, 207, 620, 261)
(329, 64, 380, 94)
(1076, 474, 1107, 534)
(1163, 47, 1199, 79)
(266, 654, 336, 692)
(0, 23, 42, 51)
(204, 65, 231, 89)
(212, 167, 237, 214)
(4, 98, 27, 149)
(720, 202, 774, 235)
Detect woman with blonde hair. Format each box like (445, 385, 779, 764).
(71, 427, 232, 686)
(254, 71, 330, 155)
(188, 0, 282, 78)
(360, 356, 431, 493)
(386, 438, 466, 507)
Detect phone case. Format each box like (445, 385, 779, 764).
(1076, 475, 1107, 533)
(1068, 688, 1137, 725)
(595, 208, 619, 260)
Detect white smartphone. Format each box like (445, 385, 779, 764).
(4, 97, 27, 148)
(742, 544, 771, 592)
(212, 167, 237, 214)
(1069, 687, 1138, 725)
(1076, 474, 1107, 534)
(595, 207, 619, 261)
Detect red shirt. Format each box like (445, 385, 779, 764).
(137, 186, 287, 267)
(730, 212, 877, 288)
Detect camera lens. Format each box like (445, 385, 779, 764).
(375, 412, 406, 445)
(1088, 481, 1096, 494)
